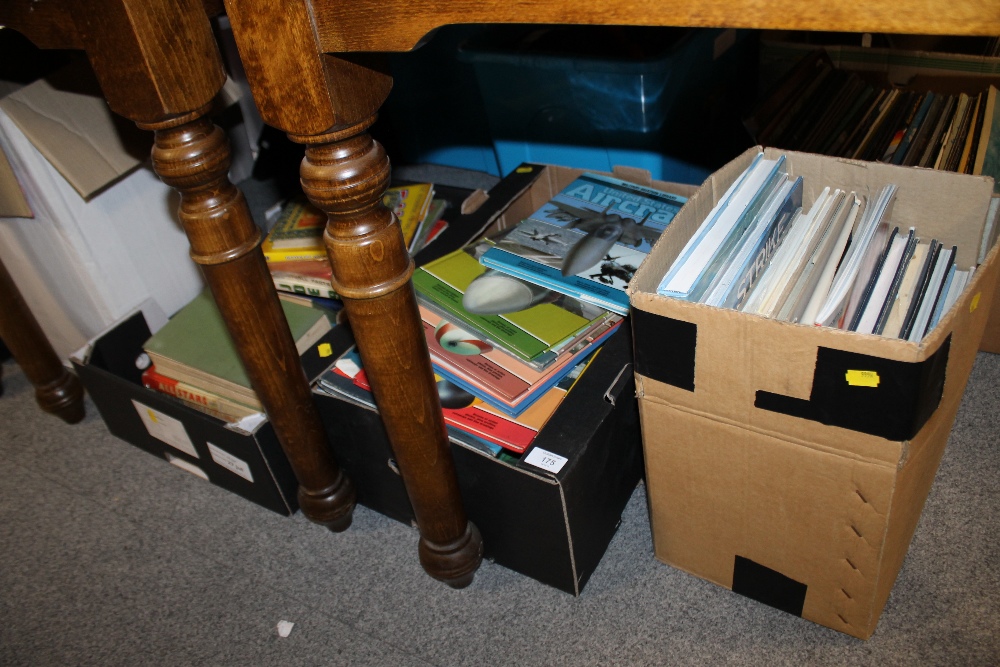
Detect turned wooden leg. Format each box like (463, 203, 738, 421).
(140, 107, 356, 530)
(295, 119, 483, 587)
(0, 254, 85, 423)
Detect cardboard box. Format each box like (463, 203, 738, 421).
(71, 309, 344, 516)
(315, 321, 643, 595)
(627, 147, 1000, 638)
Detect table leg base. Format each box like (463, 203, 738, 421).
(419, 521, 484, 589)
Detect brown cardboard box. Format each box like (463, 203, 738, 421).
(627, 147, 999, 639)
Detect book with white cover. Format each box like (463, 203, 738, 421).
(814, 184, 897, 328)
(775, 189, 853, 322)
(702, 175, 803, 309)
(880, 240, 929, 338)
(854, 228, 916, 335)
(658, 153, 786, 302)
(798, 193, 862, 325)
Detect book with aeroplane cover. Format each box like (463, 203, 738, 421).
(413, 241, 622, 368)
(478, 172, 687, 315)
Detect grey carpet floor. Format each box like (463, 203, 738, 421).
(1, 350, 998, 666)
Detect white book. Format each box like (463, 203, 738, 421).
(741, 187, 832, 316)
(761, 188, 843, 319)
(854, 228, 914, 335)
(907, 245, 955, 342)
(777, 189, 853, 322)
(799, 193, 862, 326)
(658, 153, 784, 300)
(881, 241, 930, 338)
(814, 184, 898, 328)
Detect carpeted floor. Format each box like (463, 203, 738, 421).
(1, 347, 998, 666)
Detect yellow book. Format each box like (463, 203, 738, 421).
(262, 185, 434, 262)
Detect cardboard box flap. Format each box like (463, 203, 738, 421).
(0, 144, 31, 217)
(0, 60, 151, 201)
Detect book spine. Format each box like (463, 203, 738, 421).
(263, 246, 327, 263)
(142, 367, 259, 422)
(272, 273, 339, 300)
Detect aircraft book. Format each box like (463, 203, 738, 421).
(657, 152, 787, 303)
(142, 290, 333, 410)
(420, 303, 620, 417)
(413, 241, 622, 368)
(478, 171, 687, 315)
(316, 344, 597, 455)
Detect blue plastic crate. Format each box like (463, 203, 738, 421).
(459, 26, 754, 183)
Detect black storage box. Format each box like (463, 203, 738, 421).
(71, 310, 337, 516)
(314, 321, 644, 595)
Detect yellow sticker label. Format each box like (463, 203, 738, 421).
(846, 370, 880, 387)
(147, 409, 159, 423)
(318, 343, 333, 358)
(971, 292, 981, 312)
(515, 166, 534, 174)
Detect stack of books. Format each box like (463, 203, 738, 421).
(745, 50, 1000, 181)
(261, 184, 448, 307)
(140, 290, 334, 422)
(656, 150, 978, 340)
(318, 171, 688, 457)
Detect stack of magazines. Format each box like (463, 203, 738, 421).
(316, 171, 688, 458)
(657, 150, 975, 340)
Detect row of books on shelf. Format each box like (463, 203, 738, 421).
(747, 49, 1000, 182)
(656, 150, 993, 341)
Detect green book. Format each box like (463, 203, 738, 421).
(413, 242, 618, 368)
(142, 290, 332, 409)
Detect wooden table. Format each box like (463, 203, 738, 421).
(3, 0, 998, 588)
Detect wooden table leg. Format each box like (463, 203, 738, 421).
(1, 0, 357, 531)
(296, 119, 484, 587)
(223, 0, 484, 586)
(0, 255, 85, 423)
(139, 108, 357, 530)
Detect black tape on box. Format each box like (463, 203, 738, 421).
(732, 555, 807, 617)
(755, 335, 950, 441)
(631, 308, 697, 391)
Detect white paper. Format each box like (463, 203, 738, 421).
(132, 399, 199, 458)
(207, 443, 254, 483)
(523, 447, 568, 474)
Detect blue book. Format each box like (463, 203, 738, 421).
(479, 172, 687, 315)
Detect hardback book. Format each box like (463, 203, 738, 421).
(141, 365, 261, 422)
(261, 184, 434, 262)
(479, 171, 687, 315)
(142, 290, 333, 409)
(381, 182, 434, 250)
(261, 196, 328, 263)
(413, 241, 622, 368)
